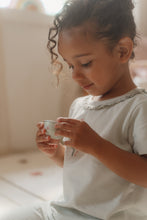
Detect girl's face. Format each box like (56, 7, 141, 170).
(58, 26, 134, 99)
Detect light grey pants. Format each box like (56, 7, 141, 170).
(2, 202, 52, 220)
(2, 202, 103, 220)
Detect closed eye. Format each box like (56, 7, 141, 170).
(68, 61, 92, 70)
(81, 61, 92, 67)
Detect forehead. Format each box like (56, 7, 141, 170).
(58, 26, 97, 56)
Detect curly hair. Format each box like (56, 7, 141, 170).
(47, 0, 137, 76)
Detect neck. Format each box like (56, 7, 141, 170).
(99, 66, 137, 101)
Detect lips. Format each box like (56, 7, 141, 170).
(82, 83, 94, 90)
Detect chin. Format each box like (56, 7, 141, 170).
(86, 90, 101, 96)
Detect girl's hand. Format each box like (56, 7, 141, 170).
(36, 122, 60, 158)
(55, 117, 102, 155)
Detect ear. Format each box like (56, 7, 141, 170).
(116, 37, 133, 63)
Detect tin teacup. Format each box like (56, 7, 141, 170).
(43, 120, 62, 141)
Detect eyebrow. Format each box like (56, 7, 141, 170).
(73, 53, 92, 58)
(62, 53, 92, 63)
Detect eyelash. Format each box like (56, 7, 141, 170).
(81, 61, 92, 67)
(69, 61, 92, 70)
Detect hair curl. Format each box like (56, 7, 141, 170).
(47, 0, 137, 76)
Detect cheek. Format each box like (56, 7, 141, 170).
(89, 66, 106, 84)
(90, 66, 117, 86)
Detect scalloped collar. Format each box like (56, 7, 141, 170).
(83, 88, 147, 110)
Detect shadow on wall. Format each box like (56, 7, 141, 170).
(0, 9, 81, 156)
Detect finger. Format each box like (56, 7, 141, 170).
(55, 122, 73, 130)
(38, 143, 58, 150)
(55, 129, 72, 138)
(57, 117, 80, 125)
(49, 138, 60, 144)
(36, 122, 44, 129)
(36, 130, 48, 140)
(63, 140, 73, 147)
(47, 143, 58, 148)
(37, 129, 46, 137)
(45, 147, 58, 154)
(37, 137, 60, 144)
(38, 142, 48, 148)
(37, 136, 51, 143)
(39, 143, 58, 149)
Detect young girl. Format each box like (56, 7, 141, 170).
(4, 0, 147, 220)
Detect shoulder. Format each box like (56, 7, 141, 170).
(69, 95, 90, 117)
(129, 89, 147, 125)
(70, 95, 90, 108)
(71, 95, 90, 106)
(131, 89, 147, 111)
(121, 88, 147, 113)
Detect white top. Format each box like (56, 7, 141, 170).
(50, 88, 147, 220)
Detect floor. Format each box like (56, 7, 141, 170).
(0, 151, 63, 218)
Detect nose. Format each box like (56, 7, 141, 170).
(72, 67, 84, 81)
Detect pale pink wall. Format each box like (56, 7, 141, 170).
(134, 0, 147, 37)
(0, 14, 10, 154)
(0, 9, 80, 155)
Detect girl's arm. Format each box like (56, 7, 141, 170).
(36, 123, 65, 168)
(55, 118, 147, 188)
(92, 139, 147, 188)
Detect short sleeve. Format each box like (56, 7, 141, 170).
(68, 99, 77, 117)
(68, 97, 82, 118)
(132, 100, 147, 155)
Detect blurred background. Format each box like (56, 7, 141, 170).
(0, 1, 80, 215)
(0, 0, 147, 217)
(0, 0, 82, 156)
(0, 0, 147, 156)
